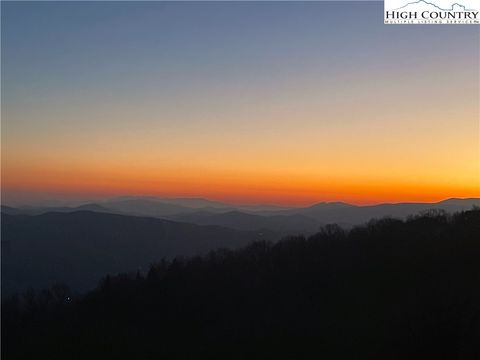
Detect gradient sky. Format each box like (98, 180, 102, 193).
(2, 1, 479, 206)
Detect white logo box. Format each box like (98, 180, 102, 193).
(384, 0, 480, 24)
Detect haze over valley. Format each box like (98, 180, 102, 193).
(2, 1, 479, 358)
(2, 196, 478, 295)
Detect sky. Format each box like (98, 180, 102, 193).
(2, 1, 479, 206)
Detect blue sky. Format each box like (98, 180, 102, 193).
(2, 1, 479, 205)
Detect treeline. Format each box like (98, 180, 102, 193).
(3, 209, 480, 359)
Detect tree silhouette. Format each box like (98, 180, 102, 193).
(3, 208, 480, 359)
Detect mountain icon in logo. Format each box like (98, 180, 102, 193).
(393, 0, 475, 11)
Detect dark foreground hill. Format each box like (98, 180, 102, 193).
(1, 211, 273, 295)
(3, 209, 480, 359)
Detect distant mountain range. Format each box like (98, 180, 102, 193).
(167, 210, 322, 234)
(2, 197, 478, 295)
(3, 197, 478, 228)
(273, 198, 480, 224)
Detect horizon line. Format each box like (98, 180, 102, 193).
(2, 195, 479, 210)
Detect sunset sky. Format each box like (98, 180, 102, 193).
(2, 1, 479, 206)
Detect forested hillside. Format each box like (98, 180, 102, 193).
(3, 209, 480, 359)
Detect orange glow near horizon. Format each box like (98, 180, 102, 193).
(3, 181, 479, 207)
(2, 2, 478, 207)
(3, 156, 479, 206)
(3, 105, 479, 206)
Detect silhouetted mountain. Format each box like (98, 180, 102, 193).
(73, 203, 112, 212)
(98, 197, 477, 225)
(274, 198, 480, 224)
(156, 197, 232, 209)
(99, 198, 195, 217)
(0, 205, 25, 215)
(0, 203, 113, 216)
(168, 210, 322, 234)
(3, 209, 480, 359)
(1, 211, 273, 295)
(97, 198, 239, 217)
(106, 196, 232, 209)
(100, 196, 291, 215)
(105, 196, 292, 212)
(4, 198, 478, 235)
